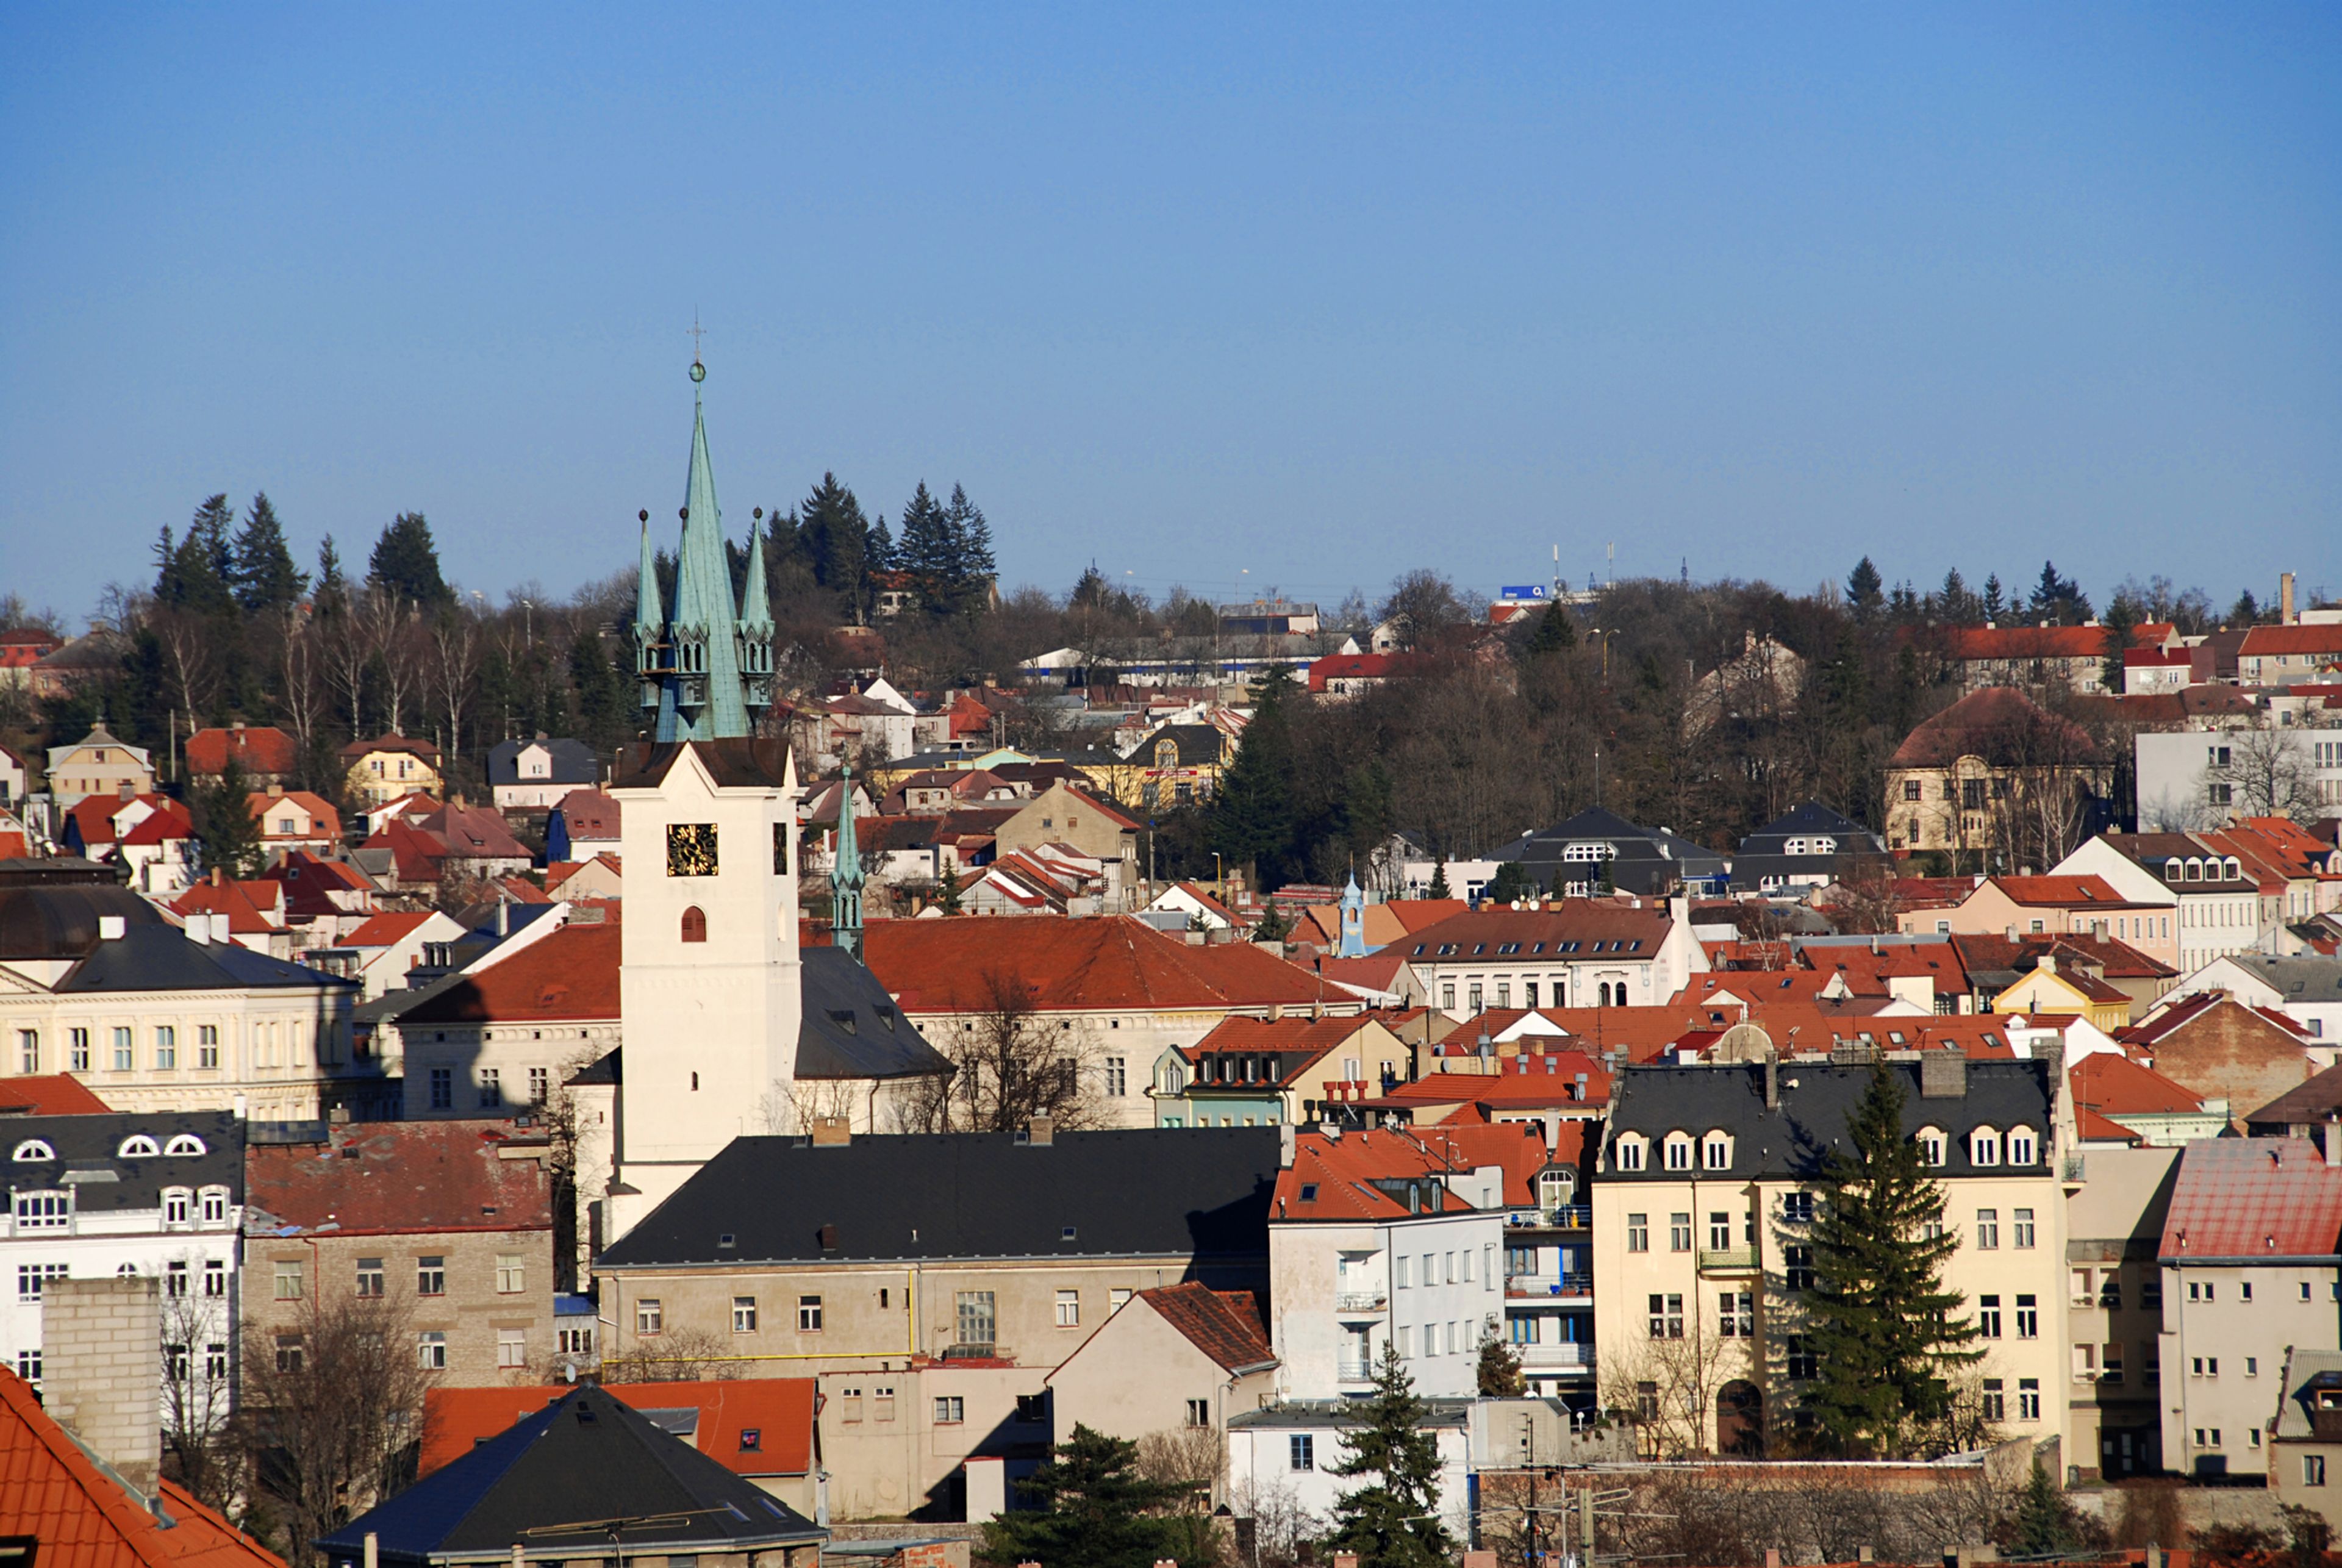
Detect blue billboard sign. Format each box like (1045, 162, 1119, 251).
(1497, 584, 1549, 601)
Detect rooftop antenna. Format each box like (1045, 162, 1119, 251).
(1607, 541, 1615, 585)
(1681, 556, 1689, 588)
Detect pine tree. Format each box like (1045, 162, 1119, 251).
(1207, 666, 1298, 884)
(1427, 855, 1451, 900)
(896, 481, 952, 604)
(1521, 601, 1576, 656)
(189, 756, 263, 879)
(2231, 589, 2262, 626)
(1252, 898, 1294, 942)
(1325, 1344, 1455, 1568)
(313, 535, 348, 620)
(231, 492, 307, 612)
(976, 1424, 1199, 1568)
(568, 630, 632, 755)
(936, 863, 964, 915)
(368, 513, 452, 607)
(1486, 861, 1531, 904)
(2099, 593, 2141, 692)
(2008, 1462, 2090, 1555)
(943, 483, 996, 615)
(157, 495, 237, 615)
(1846, 557, 1885, 621)
(1938, 567, 1974, 621)
(1799, 1062, 1981, 1457)
(794, 473, 875, 617)
(1982, 573, 2005, 621)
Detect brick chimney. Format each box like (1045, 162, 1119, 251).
(811, 1115, 851, 1147)
(2283, 573, 2298, 626)
(40, 1275, 162, 1497)
(1026, 1114, 1055, 1147)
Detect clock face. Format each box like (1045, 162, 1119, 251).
(666, 822, 719, 877)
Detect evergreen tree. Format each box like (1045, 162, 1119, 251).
(2231, 589, 2262, 626)
(793, 473, 875, 617)
(368, 512, 452, 607)
(936, 863, 964, 915)
(1520, 601, 1576, 656)
(976, 1424, 1200, 1568)
(897, 481, 952, 603)
(2099, 593, 2141, 692)
(231, 492, 306, 612)
(1845, 557, 1885, 621)
(568, 630, 632, 756)
(942, 483, 997, 614)
(2007, 1462, 2092, 1556)
(1252, 898, 1294, 942)
(313, 535, 349, 620)
(157, 495, 237, 615)
(1475, 1326, 1527, 1396)
(866, 514, 894, 574)
(1485, 861, 1531, 904)
(1982, 573, 2006, 621)
(1937, 567, 1974, 621)
(1427, 855, 1451, 900)
(1799, 1063, 1980, 1457)
(1324, 1344, 1454, 1568)
(1208, 666, 1299, 884)
(2027, 560, 2092, 625)
(189, 756, 263, 879)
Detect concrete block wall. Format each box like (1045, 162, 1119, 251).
(41, 1275, 162, 1495)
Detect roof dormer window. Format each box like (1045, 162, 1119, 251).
(1702, 1133, 1733, 1172)
(1614, 1135, 1646, 1172)
(11, 1139, 54, 1163)
(1970, 1127, 2001, 1166)
(118, 1134, 160, 1159)
(1917, 1127, 1946, 1167)
(1664, 1134, 1694, 1172)
(2007, 1128, 2038, 1167)
(163, 1134, 207, 1157)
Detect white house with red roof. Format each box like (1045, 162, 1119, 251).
(169, 873, 292, 959)
(1396, 897, 1708, 1020)
(246, 787, 342, 856)
(307, 909, 467, 1000)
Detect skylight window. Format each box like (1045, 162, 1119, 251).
(1299, 1183, 1319, 1202)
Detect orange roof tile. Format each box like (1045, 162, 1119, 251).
(865, 915, 1337, 1014)
(2071, 1053, 2207, 1117)
(1129, 1281, 1275, 1373)
(0, 1074, 112, 1115)
(342, 911, 437, 948)
(419, 1380, 814, 1480)
(245, 1122, 554, 1236)
(398, 923, 621, 1025)
(184, 725, 299, 778)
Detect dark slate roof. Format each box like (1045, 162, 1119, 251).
(1731, 803, 1889, 888)
(57, 926, 357, 993)
(1603, 1059, 2057, 1183)
(599, 1126, 1282, 1270)
(1, 1111, 243, 1214)
(797, 947, 952, 1081)
(314, 1385, 821, 1566)
(486, 737, 600, 788)
(0, 880, 165, 961)
(610, 738, 793, 792)
(564, 1050, 620, 1086)
(1136, 724, 1227, 767)
(1494, 806, 1729, 894)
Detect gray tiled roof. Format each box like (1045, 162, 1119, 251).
(1, 1110, 243, 1212)
(58, 926, 356, 993)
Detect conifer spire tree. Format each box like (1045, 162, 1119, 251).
(232, 492, 307, 612)
(1799, 1061, 1980, 1457)
(1325, 1343, 1455, 1568)
(1521, 600, 1576, 656)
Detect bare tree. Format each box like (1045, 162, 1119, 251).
(234, 1291, 435, 1567)
(1597, 1322, 1742, 1459)
(430, 610, 482, 768)
(600, 1324, 739, 1383)
(1227, 1476, 1324, 1568)
(271, 607, 330, 768)
(364, 591, 426, 737)
(2208, 715, 2321, 822)
(159, 1256, 240, 1513)
(151, 606, 223, 739)
(899, 970, 1100, 1133)
(322, 597, 372, 737)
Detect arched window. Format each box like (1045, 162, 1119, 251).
(1916, 1127, 1946, 1167)
(1702, 1133, 1733, 1172)
(1664, 1134, 1694, 1172)
(679, 906, 707, 943)
(118, 1135, 160, 1159)
(2007, 1128, 2038, 1166)
(163, 1134, 207, 1158)
(1970, 1126, 2001, 1166)
(1614, 1135, 1646, 1172)
(11, 1139, 54, 1163)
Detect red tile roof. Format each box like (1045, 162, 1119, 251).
(1273, 1121, 1550, 1219)
(419, 1380, 814, 1480)
(169, 879, 284, 934)
(553, 788, 623, 840)
(1384, 899, 1470, 934)
(184, 726, 299, 778)
(398, 923, 621, 1025)
(2070, 1053, 2207, 1117)
(246, 790, 341, 840)
(339, 734, 441, 762)
(2073, 1104, 2147, 1145)
(2160, 1139, 2342, 1259)
(1377, 1051, 1613, 1109)
(1888, 686, 2104, 768)
(1128, 1281, 1275, 1374)
(244, 1122, 554, 1235)
(2240, 625, 2342, 659)
(864, 915, 1338, 1014)
(1949, 933, 2174, 981)
(1935, 623, 2175, 661)
(342, 911, 439, 948)
(0, 1365, 284, 1568)
(1985, 875, 2143, 909)
(0, 1074, 112, 1115)
(415, 803, 531, 861)
(116, 806, 195, 848)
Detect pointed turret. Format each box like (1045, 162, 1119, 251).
(650, 359, 754, 741)
(737, 517, 774, 707)
(1338, 870, 1368, 958)
(831, 754, 865, 961)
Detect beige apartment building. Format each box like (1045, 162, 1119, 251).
(243, 1121, 558, 1386)
(2064, 1142, 2181, 1478)
(1593, 1052, 2069, 1456)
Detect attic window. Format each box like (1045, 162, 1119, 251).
(739, 1428, 762, 1452)
(1497, 943, 1520, 956)
(1531, 942, 1546, 954)
(1061, 1226, 1077, 1240)
(828, 1010, 859, 1034)
(1437, 945, 1458, 956)
(11, 1140, 54, 1162)
(1299, 1183, 1319, 1202)
(875, 1006, 898, 1031)
(164, 1134, 207, 1156)
(118, 1135, 160, 1159)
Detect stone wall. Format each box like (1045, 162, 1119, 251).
(41, 1274, 161, 1495)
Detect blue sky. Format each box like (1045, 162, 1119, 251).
(2, 4, 2336, 623)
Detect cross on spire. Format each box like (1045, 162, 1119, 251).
(688, 313, 706, 365)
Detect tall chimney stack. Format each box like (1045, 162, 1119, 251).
(2282, 572, 2297, 626)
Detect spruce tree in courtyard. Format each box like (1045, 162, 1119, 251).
(1426, 855, 1450, 900)
(1799, 1061, 1980, 1456)
(978, 1423, 1199, 1568)
(1325, 1343, 1454, 1568)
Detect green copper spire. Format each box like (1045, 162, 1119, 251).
(831, 754, 865, 960)
(648, 357, 755, 742)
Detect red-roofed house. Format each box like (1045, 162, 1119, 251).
(2125, 992, 2326, 1127)
(1900, 875, 2177, 971)
(864, 915, 1363, 1128)
(2240, 624, 2342, 685)
(184, 723, 298, 786)
(2069, 1053, 2224, 1145)
(550, 787, 623, 854)
(0, 1363, 283, 1568)
(170, 873, 292, 959)
(1156, 1013, 1415, 1129)
(994, 782, 1141, 906)
(246, 789, 342, 856)
(1394, 899, 1708, 1020)
(2157, 1137, 2342, 1480)
(244, 1121, 557, 1386)
(306, 909, 466, 1000)
(0, 1073, 112, 1115)
(257, 849, 381, 928)
(1882, 686, 2111, 859)
(420, 1380, 818, 1513)
(340, 734, 443, 808)
(391, 923, 621, 1121)
(545, 853, 623, 901)
(1933, 621, 2177, 695)
(1047, 1282, 1276, 1480)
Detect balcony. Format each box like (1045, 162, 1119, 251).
(1507, 1205, 1591, 1230)
(1698, 1247, 1760, 1273)
(1506, 1272, 1593, 1298)
(1515, 1342, 1594, 1372)
(1334, 1289, 1388, 1313)
(1337, 1358, 1375, 1383)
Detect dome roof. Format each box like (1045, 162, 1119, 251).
(0, 881, 166, 961)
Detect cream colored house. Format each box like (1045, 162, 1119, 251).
(339, 734, 443, 809)
(2063, 1143, 2181, 1480)
(1594, 1054, 2069, 1456)
(45, 721, 153, 811)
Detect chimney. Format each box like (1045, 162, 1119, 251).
(1026, 1114, 1055, 1147)
(1921, 1050, 1969, 1100)
(2283, 572, 2298, 626)
(1764, 1056, 1779, 1110)
(187, 912, 210, 946)
(97, 915, 126, 941)
(118, 781, 134, 801)
(811, 1115, 851, 1147)
(210, 865, 224, 887)
(40, 1275, 162, 1497)
(2039, 954, 2056, 975)
(268, 782, 284, 797)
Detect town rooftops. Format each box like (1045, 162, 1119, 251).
(338, 733, 442, 762)
(0, 878, 165, 961)
(1935, 621, 2175, 660)
(2069, 1053, 2207, 1117)
(244, 1121, 553, 1237)
(184, 723, 299, 778)
(0, 1073, 112, 1115)
(1400, 900, 1678, 961)
(551, 787, 622, 840)
(597, 1125, 1281, 1270)
(55, 924, 355, 994)
(1986, 874, 2147, 909)
(487, 736, 599, 787)
(862, 914, 1338, 1014)
(1087, 1281, 1276, 1375)
(2159, 1138, 2342, 1263)
(1272, 1120, 1548, 1221)
(399, 923, 620, 1025)
(418, 1380, 816, 1481)
(0, 1111, 243, 1215)
(2243, 1063, 2342, 1133)
(317, 1386, 820, 1567)
(1604, 1058, 2057, 1181)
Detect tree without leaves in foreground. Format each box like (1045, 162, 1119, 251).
(1798, 1064, 1980, 1457)
(159, 1264, 242, 1513)
(1324, 1343, 1455, 1568)
(234, 1292, 435, 1567)
(978, 1423, 1205, 1568)
(901, 968, 1099, 1133)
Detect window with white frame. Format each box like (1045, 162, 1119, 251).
(1702, 1133, 1731, 1171)
(199, 1187, 229, 1225)
(2007, 1128, 2037, 1165)
(1970, 1128, 2000, 1165)
(1916, 1127, 1946, 1165)
(13, 1191, 67, 1231)
(1615, 1137, 1645, 1172)
(1664, 1136, 1692, 1172)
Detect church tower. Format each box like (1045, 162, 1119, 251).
(608, 357, 802, 1237)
